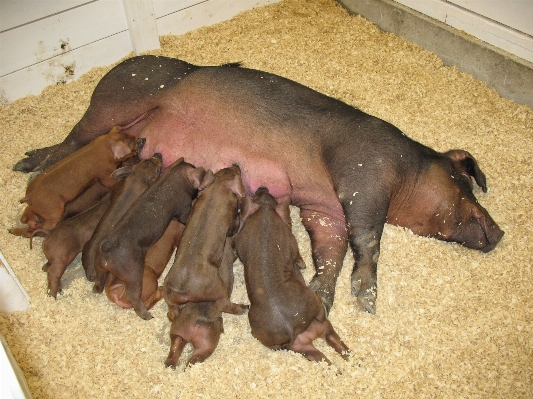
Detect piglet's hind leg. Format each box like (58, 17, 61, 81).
(126, 284, 153, 320)
(46, 269, 63, 299)
(287, 336, 332, 365)
(45, 260, 72, 299)
(216, 297, 249, 315)
(165, 335, 187, 369)
(322, 320, 351, 360)
(186, 318, 223, 366)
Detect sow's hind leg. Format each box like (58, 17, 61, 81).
(13, 55, 199, 173)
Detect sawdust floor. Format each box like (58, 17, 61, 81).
(0, 0, 532, 398)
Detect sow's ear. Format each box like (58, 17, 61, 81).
(444, 150, 488, 192)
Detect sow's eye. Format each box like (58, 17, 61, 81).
(456, 172, 474, 191)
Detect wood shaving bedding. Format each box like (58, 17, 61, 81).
(0, 1, 531, 398)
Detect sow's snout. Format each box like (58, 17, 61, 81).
(479, 223, 504, 253)
(460, 211, 504, 253)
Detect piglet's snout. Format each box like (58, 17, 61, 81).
(136, 137, 146, 151)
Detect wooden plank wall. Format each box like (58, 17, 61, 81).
(0, 0, 280, 103)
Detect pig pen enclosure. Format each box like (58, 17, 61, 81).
(1, 0, 532, 397)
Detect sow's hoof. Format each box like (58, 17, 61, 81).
(13, 144, 60, 173)
(308, 278, 334, 317)
(351, 278, 377, 315)
(13, 156, 41, 173)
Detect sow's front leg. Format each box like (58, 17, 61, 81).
(300, 208, 348, 315)
(13, 144, 61, 172)
(326, 152, 392, 315)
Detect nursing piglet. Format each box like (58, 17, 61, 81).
(235, 187, 350, 364)
(164, 237, 237, 368)
(105, 219, 185, 310)
(163, 166, 248, 321)
(93, 158, 205, 320)
(82, 154, 163, 281)
(19, 126, 142, 232)
(34, 194, 111, 299)
(10, 182, 110, 239)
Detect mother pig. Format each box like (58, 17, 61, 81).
(14, 55, 504, 314)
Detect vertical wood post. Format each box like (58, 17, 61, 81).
(122, 0, 160, 54)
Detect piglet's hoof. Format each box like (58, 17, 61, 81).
(47, 288, 61, 300)
(164, 360, 177, 369)
(135, 308, 154, 320)
(237, 304, 250, 314)
(140, 312, 154, 320)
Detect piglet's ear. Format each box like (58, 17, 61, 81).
(188, 167, 207, 189)
(239, 197, 259, 223)
(198, 169, 215, 190)
(99, 239, 118, 254)
(111, 141, 133, 161)
(111, 166, 134, 180)
(444, 150, 488, 192)
(108, 126, 123, 135)
(275, 202, 292, 228)
(229, 175, 246, 199)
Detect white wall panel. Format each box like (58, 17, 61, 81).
(157, 0, 279, 35)
(0, 0, 280, 103)
(152, 0, 206, 18)
(447, 0, 533, 36)
(0, 31, 132, 102)
(396, 0, 533, 63)
(0, 0, 128, 76)
(0, 0, 90, 31)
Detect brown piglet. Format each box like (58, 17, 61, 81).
(93, 158, 205, 320)
(10, 182, 111, 239)
(105, 219, 185, 310)
(235, 187, 350, 365)
(33, 194, 111, 299)
(163, 166, 249, 321)
(82, 154, 163, 281)
(19, 126, 142, 232)
(164, 236, 237, 368)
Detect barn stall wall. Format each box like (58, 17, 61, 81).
(2, 0, 531, 105)
(0, 0, 280, 104)
(339, 0, 533, 108)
